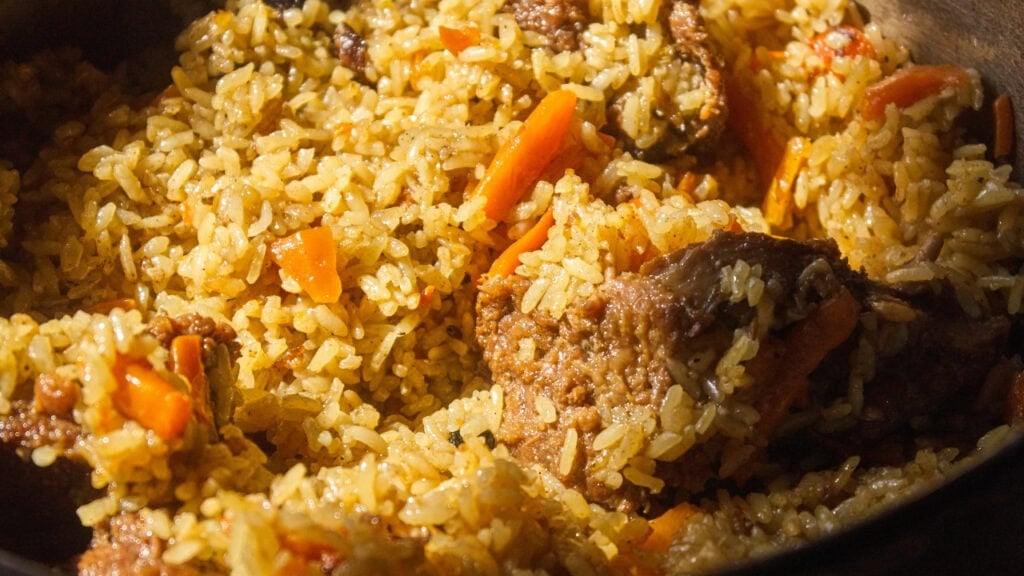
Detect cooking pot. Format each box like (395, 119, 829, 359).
(0, 0, 1021, 574)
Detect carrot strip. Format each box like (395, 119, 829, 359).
(993, 93, 1015, 160)
(439, 25, 480, 55)
(487, 210, 555, 277)
(724, 75, 784, 191)
(860, 65, 972, 121)
(111, 353, 192, 441)
(269, 226, 342, 304)
(629, 243, 660, 273)
(723, 214, 745, 234)
(537, 118, 613, 186)
(675, 172, 699, 203)
(755, 287, 861, 438)
(762, 136, 811, 229)
(476, 90, 578, 222)
(418, 285, 436, 310)
(170, 334, 211, 425)
(639, 502, 700, 552)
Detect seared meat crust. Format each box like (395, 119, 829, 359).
(477, 232, 1012, 509)
(503, 0, 589, 53)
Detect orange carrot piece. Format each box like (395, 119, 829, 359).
(639, 502, 700, 552)
(539, 120, 591, 181)
(723, 214, 745, 234)
(170, 334, 211, 425)
(533, 119, 616, 189)
(269, 226, 342, 304)
(993, 93, 1015, 160)
(111, 353, 192, 441)
(724, 75, 784, 191)
(809, 25, 876, 72)
(860, 65, 972, 121)
(755, 287, 861, 438)
(675, 172, 699, 203)
(418, 285, 436, 310)
(762, 136, 811, 229)
(439, 25, 480, 55)
(476, 90, 578, 222)
(628, 243, 660, 273)
(488, 210, 555, 277)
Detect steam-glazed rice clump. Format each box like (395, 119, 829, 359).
(0, 0, 1021, 574)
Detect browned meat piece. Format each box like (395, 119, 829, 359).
(147, 312, 238, 359)
(0, 400, 94, 563)
(637, 231, 864, 335)
(253, 96, 283, 136)
(607, 0, 727, 158)
(33, 371, 78, 417)
(478, 232, 862, 508)
(503, 0, 589, 53)
(79, 513, 196, 576)
(664, 0, 727, 145)
(335, 23, 370, 81)
(0, 400, 82, 453)
(858, 312, 1010, 440)
(477, 231, 1013, 509)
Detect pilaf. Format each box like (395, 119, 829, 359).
(0, 0, 1022, 574)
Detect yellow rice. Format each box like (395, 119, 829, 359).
(0, 0, 1021, 574)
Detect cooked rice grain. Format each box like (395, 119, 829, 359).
(0, 0, 1021, 574)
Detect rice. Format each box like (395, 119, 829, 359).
(0, 0, 1021, 573)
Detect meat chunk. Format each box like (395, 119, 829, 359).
(0, 400, 82, 453)
(504, 0, 589, 53)
(502, 0, 725, 156)
(477, 231, 1012, 509)
(607, 0, 727, 158)
(33, 372, 78, 417)
(78, 513, 196, 576)
(478, 232, 860, 508)
(857, 310, 1010, 440)
(663, 0, 727, 145)
(147, 312, 238, 359)
(334, 23, 370, 82)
